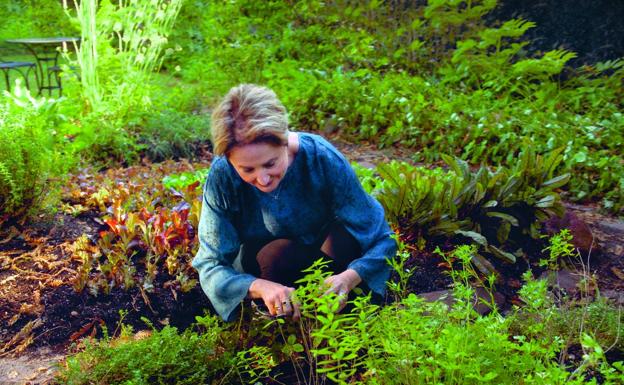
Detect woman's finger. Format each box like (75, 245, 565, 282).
(280, 299, 293, 316)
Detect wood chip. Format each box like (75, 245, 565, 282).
(610, 267, 624, 281)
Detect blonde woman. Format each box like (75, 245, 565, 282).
(192, 84, 396, 321)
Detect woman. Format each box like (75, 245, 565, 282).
(192, 84, 396, 322)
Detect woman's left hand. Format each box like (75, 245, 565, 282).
(324, 268, 362, 311)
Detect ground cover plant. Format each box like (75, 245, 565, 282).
(169, 0, 623, 213)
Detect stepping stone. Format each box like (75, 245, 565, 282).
(539, 268, 583, 296)
(544, 211, 597, 254)
(601, 289, 624, 305)
(419, 288, 505, 315)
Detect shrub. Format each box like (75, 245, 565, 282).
(353, 146, 569, 275)
(56, 314, 238, 385)
(0, 86, 76, 219)
(132, 109, 210, 162)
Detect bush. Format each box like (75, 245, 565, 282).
(0, 0, 76, 42)
(0, 86, 76, 219)
(353, 147, 569, 275)
(56, 314, 238, 385)
(134, 109, 210, 162)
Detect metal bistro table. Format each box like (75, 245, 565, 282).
(5, 37, 79, 96)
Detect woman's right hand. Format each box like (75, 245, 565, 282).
(248, 278, 300, 320)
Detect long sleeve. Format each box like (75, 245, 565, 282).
(317, 139, 396, 296)
(192, 162, 256, 322)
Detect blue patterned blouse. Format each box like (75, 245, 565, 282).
(192, 132, 396, 321)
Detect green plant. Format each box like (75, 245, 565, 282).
(58, 247, 623, 385)
(56, 314, 238, 385)
(354, 147, 569, 276)
(60, 0, 186, 164)
(386, 234, 414, 301)
(133, 110, 210, 161)
(0, 1, 76, 42)
(540, 228, 576, 271)
(170, 0, 623, 213)
(0, 83, 76, 219)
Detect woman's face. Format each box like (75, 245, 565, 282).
(228, 142, 289, 193)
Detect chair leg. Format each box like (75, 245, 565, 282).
(23, 67, 31, 91)
(2, 70, 10, 92)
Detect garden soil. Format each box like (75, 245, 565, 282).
(0, 136, 622, 384)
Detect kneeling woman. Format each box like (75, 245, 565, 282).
(192, 84, 396, 321)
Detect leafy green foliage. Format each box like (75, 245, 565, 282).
(168, 0, 623, 213)
(57, 245, 623, 385)
(56, 314, 237, 385)
(0, 85, 77, 219)
(0, 1, 77, 42)
(132, 110, 210, 162)
(354, 146, 569, 275)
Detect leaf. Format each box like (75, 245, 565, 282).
(496, 221, 511, 244)
(541, 173, 570, 189)
(535, 194, 556, 208)
(483, 200, 498, 208)
(486, 211, 519, 226)
(573, 152, 587, 163)
(471, 253, 498, 276)
(455, 230, 488, 247)
(487, 245, 517, 263)
(500, 176, 520, 198)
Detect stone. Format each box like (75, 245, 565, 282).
(601, 290, 624, 305)
(539, 268, 583, 297)
(419, 287, 506, 315)
(543, 211, 597, 254)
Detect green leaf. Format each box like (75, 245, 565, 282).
(486, 211, 519, 226)
(483, 200, 498, 208)
(573, 152, 587, 163)
(541, 173, 570, 189)
(488, 245, 517, 263)
(535, 194, 556, 208)
(471, 253, 498, 276)
(455, 230, 488, 247)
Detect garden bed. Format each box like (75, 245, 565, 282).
(1, 137, 623, 383)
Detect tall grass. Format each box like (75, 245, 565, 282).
(64, 0, 101, 111)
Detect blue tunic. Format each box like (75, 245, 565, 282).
(192, 132, 396, 321)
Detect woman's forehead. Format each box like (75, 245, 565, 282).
(228, 142, 283, 167)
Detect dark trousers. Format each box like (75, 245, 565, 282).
(240, 221, 361, 287)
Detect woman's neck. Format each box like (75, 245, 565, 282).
(287, 131, 300, 166)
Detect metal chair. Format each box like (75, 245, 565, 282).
(0, 59, 37, 92)
(1, 44, 38, 93)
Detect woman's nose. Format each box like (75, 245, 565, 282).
(257, 172, 271, 186)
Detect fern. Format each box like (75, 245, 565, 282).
(0, 87, 76, 219)
(513, 49, 578, 78)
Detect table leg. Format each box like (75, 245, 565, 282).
(21, 44, 63, 96)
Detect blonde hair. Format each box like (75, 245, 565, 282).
(211, 84, 289, 156)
